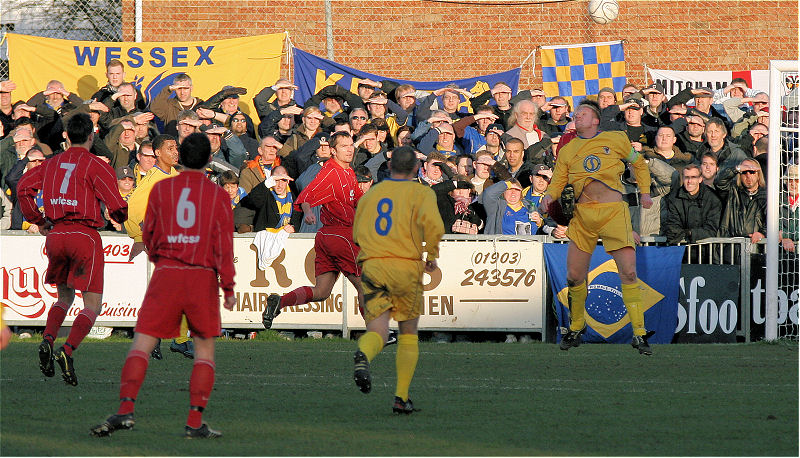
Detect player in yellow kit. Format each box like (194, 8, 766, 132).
(351, 146, 445, 414)
(541, 100, 654, 355)
(123, 134, 192, 359)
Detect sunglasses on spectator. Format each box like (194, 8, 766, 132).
(351, 116, 368, 120)
(741, 170, 758, 175)
(232, 118, 246, 123)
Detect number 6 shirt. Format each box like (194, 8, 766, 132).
(142, 170, 235, 297)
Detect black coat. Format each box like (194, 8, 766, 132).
(716, 168, 767, 237)
(662, 184, 722, 244)
(234, 181, 302, 233)
(431, 180, 485, 234)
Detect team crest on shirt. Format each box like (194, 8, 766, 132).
(583, 155, 601, 172)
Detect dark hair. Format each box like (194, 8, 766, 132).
(219, 170, 239, 186)
(701, 151, 719, 164)
(65, 112, 94, 144)
(330, 131, 352, 148)
(389, 146, 419, 175)
(705, 117, 728, 135)
(358, 124, 378, 137)
(754, 136, 769, 154)
(730, 77, 748, 86)
(179, 132, 211, 169)
(139, 140, 153, 150)
(152, 134, 176, 152)
(13, 117, 33, 129)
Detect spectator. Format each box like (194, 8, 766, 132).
(455, 154, 474, 177)
(522, 164, 553, 234)
(8, 147, 46, 231)
(240, 136, 282, 193)
(115, 165, 136, 201)
(354, 165, 374, 194)
(0, 80, 16, 136)
(662, 163, 722, 244)
(625, 156, 678, 237)
(254, 78, 298, 123)
(26, 80, 83, 152)
(104, 118, 138, 169)
(364, 92, 404, 140)
(396, 125, 414, 147)
(277, 107, 323, 158)
(203, 125, 246, 170)
(200, 86, 254, 138)
(641, 82, 668, 129)
(753, 136, 769, 177)
(471, 151, 496, 194)
(101, 82, 140, 127)
(229, 111, 259, 160)
(677, 114, 708, 160)
(732, 105, 770, 139)
(723, 91, 769, 125)
(596, 86, 623, 130)
(618, 98, 655, 150)
(642, 126, 694, 173)
(496, 138, 535, 188)
(700, 151, 720, 190)
(504, 100, 545, 149)
(417, 84, 468, 123)
(132, 140, 156, 187)
(0, 191, 11, 230)
(418, 121, 462, 158)
(539, 96, 572, 138)
(432, 173, 483, 234)
(479, 178, 532, 235)
(176, 109, 203, 145)
(91, 59, 146, 111)
(294, 137, 333, 233)
(469, 81, 515, 128)
(418, 152, 448, 186)
(149, 73, 203, 137)
(701, 118, 748, 171)
(219, 170, 246, 209)
(716, 158, 767, 242)
(475, 123, 505, 160)
(353, 124, 385, 167)
(347, 108, 370, 137)
(452, 105, 499, 156)
(780, 164, 799, 253)
(233, 165, 301, 232)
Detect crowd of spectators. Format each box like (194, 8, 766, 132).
(0, 60, 797, 253)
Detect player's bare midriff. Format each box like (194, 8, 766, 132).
(577, 178, 622, 204)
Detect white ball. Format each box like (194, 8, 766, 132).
(588, 0, 619, 24)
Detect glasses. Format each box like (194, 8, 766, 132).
(741, 170, 758, 175)
(232, 119, 246, 123)
(351, 116, 367, 120)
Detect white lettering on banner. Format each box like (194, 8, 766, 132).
(751, 279, 799, 325)
(676, 275, 738, 335)
(647, 69, 769, 98)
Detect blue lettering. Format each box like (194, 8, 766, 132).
(127, 47, 143, 68)
(73, 46, 100, 66)
(195, 46, 214, 66)
(149, 47, 166, 67)
(105, 47, 122, 65)
(172, 46, 188, 67)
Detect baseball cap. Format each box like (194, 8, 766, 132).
(221, 86, 239, 99)
(485, 123, 504, 137)
(530, 163, 553, 179)
(116, 165, 135, 180)
(643, 82, 666, 94)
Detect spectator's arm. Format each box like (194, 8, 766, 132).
(469, 90, 492, 112)
(222, 132, 247, 169)
(416, 127, 440, 156)
(415, 92, 439, 123)
(452, 115, 475, 138)
(691, 194, 722, 242)
(148, 85, 173, 120)
(253, 86, 277, 121)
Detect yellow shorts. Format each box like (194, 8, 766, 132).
(360, 258, 425, 323)
(566, 201, 634, 254)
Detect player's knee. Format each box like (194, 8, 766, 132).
(618, 269, 637, 284)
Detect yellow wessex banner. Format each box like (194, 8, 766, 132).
(7, 33, 285, 118)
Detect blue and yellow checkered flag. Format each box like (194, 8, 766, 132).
(540, 40, 626, 108)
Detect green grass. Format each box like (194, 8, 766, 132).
(1, 336, 797, 456)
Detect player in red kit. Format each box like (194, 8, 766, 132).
(90, 133, 235, 438)
(262, 131, 366, 329)
(17, 113, 128, 386)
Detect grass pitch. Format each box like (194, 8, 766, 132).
(0, 336, 797, 456)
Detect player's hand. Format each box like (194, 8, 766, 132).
(553, 225, 568, 239)
(223, 295, 236, 311)
(633, 230, 642, 245)
(304, 211, 316, 225)
(129, 241, 147, 261)
(424, 259, 438, 273)
(640, 193, 653, 209)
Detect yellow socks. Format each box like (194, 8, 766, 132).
(357, 331, 384, 361)
(394, 334, 419, 402)
(622, 281, 646, 336)
(174, 316, 190, 344)
(567, 281, 587, 331)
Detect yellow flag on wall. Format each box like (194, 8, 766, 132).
(7, 33, 285, 118)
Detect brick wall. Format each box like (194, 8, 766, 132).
(121, 0, 798, 88)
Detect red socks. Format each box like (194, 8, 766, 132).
(187, 359, 216, 428)
(117, 350, 149, 415)
(63, 308, 97, 356)
(43, 301, 69, 346)
(280, 286, 313, 308)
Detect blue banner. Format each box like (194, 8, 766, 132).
(292, 48, 521, 113)
(543, 244, 685, 345)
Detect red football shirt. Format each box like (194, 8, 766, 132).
(142, 170, 235, 296)
(295, 159, 362, 228)
(17, 146, 128, 228)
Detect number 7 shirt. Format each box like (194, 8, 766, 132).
(17, 146, 128, 228)
(142, 170, 235, 297)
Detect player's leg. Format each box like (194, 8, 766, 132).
(560, 241, 592, 350)
(393, 317, 420, 414)
(184, 336, 222, 438)
(263, 272, 338, 329)
(90, 332, 159, 436)
(354, 309, 390, 394)
(53, 291, 102, 386)
(609, 246, 651, 355)
(39, 284, 75, 377)
(170, 317, 194, 359)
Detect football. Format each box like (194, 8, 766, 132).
(588, 0, 619, 24)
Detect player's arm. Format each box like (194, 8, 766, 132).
(294, 167, 336, 210)
(625, 148, 653, 208)
(16, 165, 47, 226)
(91, 159, 129, 224)
(545, 151, 569, 202)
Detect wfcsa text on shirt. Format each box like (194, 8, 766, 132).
(166, 234, 200, 244)
(50, 197, 78, 206)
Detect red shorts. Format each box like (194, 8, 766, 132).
(135, 260, 221, 339)
(45, 222, 104, 294)
(314, 228, 361, 278)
